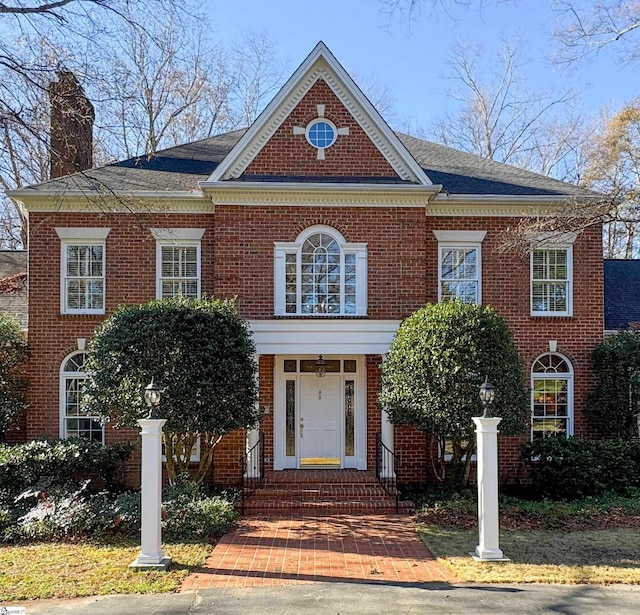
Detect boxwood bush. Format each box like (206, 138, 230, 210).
(0, 439, 134, 497)
(521, 436, 640, 500)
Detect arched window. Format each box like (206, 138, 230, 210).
(60, 352, 104, 443)
(274, 226, 367, 316)
(531, 353, 573, 441)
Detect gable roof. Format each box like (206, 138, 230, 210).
(8, 42, 594, 207)
(204, 42, 432, 186)
(604, 259, 640, 331)
(0, 251, 28, 330)
(10, 129, 590, 200)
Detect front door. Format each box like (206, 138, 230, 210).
(300, 375, 341, 466)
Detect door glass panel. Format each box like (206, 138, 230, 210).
(286, 380, 295, 456)
(345, 380, 355, 456)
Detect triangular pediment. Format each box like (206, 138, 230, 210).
(204, 42, 433, 186)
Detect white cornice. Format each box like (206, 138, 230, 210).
(249, 319, 401, 355)
(201, 181, 441, 207)
(206, 42, 433, 186)
(8, 189, 210, 214)
(427, 194, 585, 217)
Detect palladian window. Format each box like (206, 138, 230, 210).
(274, 226, 367, 316)
(531, 352, 573, 441)
(60, 352, 104, 444)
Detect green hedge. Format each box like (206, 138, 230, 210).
(521, 437, 640, 500)
(0, 439, 134, 497)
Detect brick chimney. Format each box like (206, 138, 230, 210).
(49, 71, 95, 179)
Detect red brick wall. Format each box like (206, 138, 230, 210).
(25, 205, 604, 487)
(244, 80, 398, 178)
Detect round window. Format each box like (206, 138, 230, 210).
(306, 119, 337, 149)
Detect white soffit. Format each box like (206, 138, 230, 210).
(202, 41, 433, 187)
(249, 319, 401, 355)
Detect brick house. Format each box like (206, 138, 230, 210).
(8, 42, 602, 488)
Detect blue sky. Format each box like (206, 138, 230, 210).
(205, 0, 637, 132)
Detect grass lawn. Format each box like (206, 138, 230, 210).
(415, 489, 640, 584)
(418, 524, 640, 584)
(0, 540, 210, 602)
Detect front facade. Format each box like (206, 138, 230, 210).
(10, 43, 603, 486)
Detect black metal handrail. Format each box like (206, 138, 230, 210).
(240, 432, 264, 515)
(376, 432, 399, 513)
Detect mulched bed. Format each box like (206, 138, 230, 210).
(415, 506, 640, 531)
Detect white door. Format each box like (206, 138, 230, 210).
(299, 375, 341, 464)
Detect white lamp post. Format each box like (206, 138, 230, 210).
(130, 378, 171, 570)
(471, 377, 509, 562)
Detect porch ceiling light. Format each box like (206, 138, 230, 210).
(479, 376, 495, 418)
(144, 378, 161, 419)
(315, 355, 327, 379)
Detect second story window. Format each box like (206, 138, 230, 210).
(150, 228, 205, 300)
(56, 228, 110, 315)
(275, 226, 367, 316)
(531, 246, 573, 316)
(434, 230, 486, 305)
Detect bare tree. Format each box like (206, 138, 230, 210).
(229, 31, 288, 128)
(583, 99, 640, 258)
(0, 2, 289, 248)
(553, 1, 640, 64)
(431, 40, 591, 181)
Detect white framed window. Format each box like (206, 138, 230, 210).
(433, 231, 486, 304)
(531, 352, 573, 441)
(60, 351, 104, 444)
(274, 226, 367, 316)
(150, 228, 205, 300)
(56, 228, 110, 315)
(531, 245, 573, 316)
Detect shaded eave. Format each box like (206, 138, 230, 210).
(7, 188, 208, 213)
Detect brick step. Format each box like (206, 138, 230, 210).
(252, 487, 388, 502)
(252, 485, 387, 495)
(239, 499, 414, 514)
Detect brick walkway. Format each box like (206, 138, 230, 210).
(180, 514, 456, 589)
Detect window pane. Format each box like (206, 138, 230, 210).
(159, 243, 200, 299)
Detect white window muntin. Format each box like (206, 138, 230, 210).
(530, 352, 573, 441)
(156, 241, 201, 299)
(530, 244, 573, 317)
(56, 228, 110, 315)
(438, 244, 482, 304)
(59, 351, 104, 444)
(60, 241, 105, 314)
(150, 229, 205, 300)
(434, 231, 485, 305)
(275, 226, 367, 316)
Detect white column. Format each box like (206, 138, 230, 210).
(130, 418, 171, 570)
(472, 416, 508, 561)
(381, 409, 395, 478)
(246, 428, 261, 478)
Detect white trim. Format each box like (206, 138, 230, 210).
(273, 355, 367, 471)
(530, 352, 574, 440)
(155, 239, 202, 300)
(534, 232, 578, 246)
(305, 117, 338, 149)
(59, 239, 106, 315)
(59, 350, 105, 444)
(149, 228, 205, 241)
(204, 42, 433, 185)
(201, 182, 441, 208)
(530, 245, 573, 317)
(433, 230, 487, 243)
(274, 225, 367, 317)
(250, 319, 400, 355)
(55, 227, 111, 240)
(435, 231, 486, 305)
